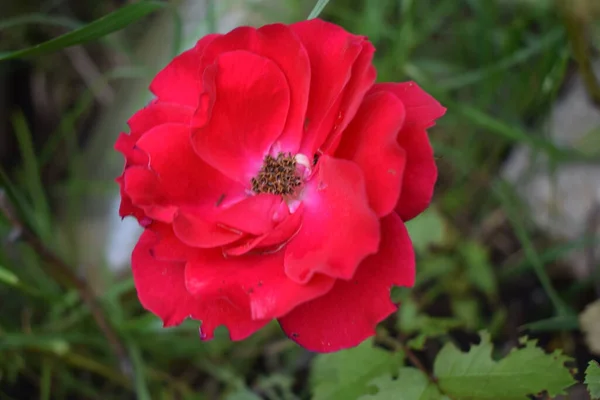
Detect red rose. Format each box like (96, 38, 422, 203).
(116, 19, 445, 352)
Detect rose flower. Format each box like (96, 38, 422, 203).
(116, 19, 445, 352)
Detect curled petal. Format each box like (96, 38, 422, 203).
(278, 212, 415, 352)
(291, 19, 374, 156)
(320, 42, 376, 155)
(185, 250, 335, 321)
(216, 194, 286, 236)
(336, 91, 407, 217)
(172, 210, 243, 248)
(284, 156, 380, 283)
(372, 82, 446, 221)
(222, 203, 304, 257)
(191, 50, 290, 182)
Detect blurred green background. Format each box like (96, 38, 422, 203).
(1, 0, 600, 399)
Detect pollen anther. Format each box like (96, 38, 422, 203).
(251, 153, 302, 195)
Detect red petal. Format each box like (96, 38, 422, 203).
(284, 156, 380, 283)
(191, 50, 290, 182)
(222, 203, 303, 257)
(375, 82, 446, 130)
(320, 43, 376, 155)
(278, 213, 415, 352)
(216, 194, 286, 236)
(123, 166, 178, 222)
(116, 175, 146, 220)
(127, 102, 194, 141)
(200, 24, 310, 153)
(115, 133, 147, 167)
(290, 19, 373, 156)
(372, 82, 446, 221)
(147, 222, 200, 262)
(149, 34, 219, 107)
(135, 123, 246, 218)
(132, 229, 267, 340)
(336, 91, 407, 217)
(172, 209, 243, 248)
(185, 250, 335, 321)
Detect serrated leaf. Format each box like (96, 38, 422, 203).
(585, 361, 600, 399)
(358, 368, 448, 400)
(0, 2, 165, 60)
(433, 331, 575, 399)
(311, 339, 401, 400)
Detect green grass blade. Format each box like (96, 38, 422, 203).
(438, 28, 564, 90)
(493, 180, 571, 316)
(0, 1, 165, 61)
(40, 358, 52, 400)
(0, 13, 80, 31)
(308, 0, 331, 19)
(11, 111, 51, 239)
(127, 340, 151, 400)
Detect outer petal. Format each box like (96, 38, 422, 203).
(191, 51, 290, 182)
(132, 229, 267, 340)
(185, 250, 335, 321)
(116, 175, 146, 221)
(278, 213, 415, 352)
(127, 102, 194, 142)
(372, 82, 446, 221)
(336, 91, 406, 217)
(319, 42, 376, 155)
(123, 166, 177, 222)
(133, 123, 246, 220)
(284, 156, 380, 283)
(149, 34, 219, 107)
(375, 82, 446, 130)
(147, 222, 201, 262)
(200, 24, 310, 153)
(291, 19, 371, 155)
(116, 102, 194, 221)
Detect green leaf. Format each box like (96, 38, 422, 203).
(358, 368, 447, 400)
(405, 208, 447, 254)
(434, 331, 575, 399)
(311, 339, 401, 400)
(519, 315, 580, 332)
(0, 2, 165, 60)
(225, 389, 262, 400)
(585, 361, 600, 399)
(459, 241, 497, 299)
(406, 318, 463, 350)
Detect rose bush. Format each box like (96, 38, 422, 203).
(116, 18, 445, 352)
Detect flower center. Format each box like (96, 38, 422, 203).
(251, 152, 302, 195)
